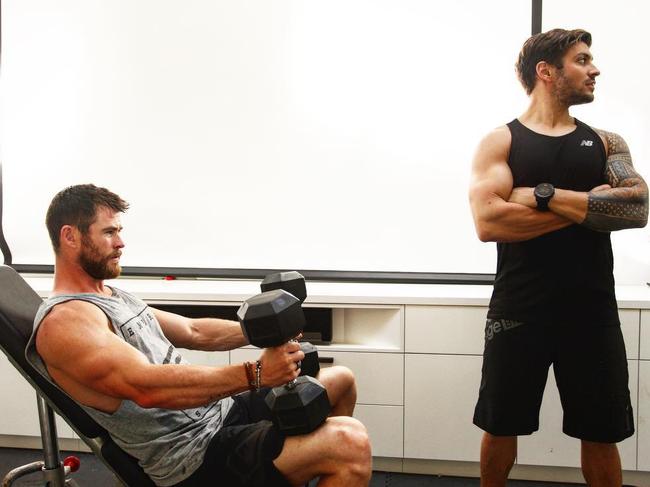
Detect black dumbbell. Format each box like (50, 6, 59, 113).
(260, 271, 307, 302)
(260, 271, 320, 377)
(297, 342, 320, 378)
(237, 289, 303, 348)
(237, 289, 331, 436)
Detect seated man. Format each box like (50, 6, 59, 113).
(27, 184, 372, 487)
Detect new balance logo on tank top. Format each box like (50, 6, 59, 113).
(27, 287, 234, 486)
(488, 119, 620, 326)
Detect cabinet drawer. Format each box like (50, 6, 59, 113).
(178, 349, 230, 367)
(404, 354, 483, 461)
(354, 404, 403, 458)
(638, 361, 650, 471)
(0, 353, 74, 438)
(406, 307, 639, 358)
(231, 348, 403, 406)
(641, 310, 650, 360)
(318, 350, 403, 405)
(619, 309, 639, 359)
(406, 305, 486, 355)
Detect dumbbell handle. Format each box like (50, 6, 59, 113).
(288, 337, 302, 389)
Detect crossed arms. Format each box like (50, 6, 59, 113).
(469, 126, 648, 243)
(36, 301, 304, 413)
(583, 130, 649, 230)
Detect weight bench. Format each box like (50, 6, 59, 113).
(0, 264, 155, 486)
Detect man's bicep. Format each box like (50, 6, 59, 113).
(585, 130, 649, 230)
(37, 306, 149, 394)
(472, 161, 514, 202)
(596, 129, 640, 183)
(469, 129, 513, 204)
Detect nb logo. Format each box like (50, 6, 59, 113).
(580, 140, 593, 147)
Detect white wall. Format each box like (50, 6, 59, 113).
(1, 1, 647, 283)
(543, 0, 650, 285)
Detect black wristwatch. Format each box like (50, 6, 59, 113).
(534, 183, 555, 211)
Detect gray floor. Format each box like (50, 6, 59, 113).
(0, 447, 578, 486)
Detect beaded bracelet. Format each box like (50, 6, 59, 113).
(254, 360, 262, 391)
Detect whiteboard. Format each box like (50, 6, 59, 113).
(1, 1, 647, 284)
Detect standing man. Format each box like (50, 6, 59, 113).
(469, 29, 648, 487)
(28, 184, 371, 487)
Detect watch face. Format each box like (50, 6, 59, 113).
(535, 183, 554, 198)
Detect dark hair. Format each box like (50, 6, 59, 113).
(516, 28, 592, 94)
(46, 184, 129, 252)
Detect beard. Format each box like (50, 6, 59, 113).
(79, 235, 122, 280)
(554, 70, 594, 106)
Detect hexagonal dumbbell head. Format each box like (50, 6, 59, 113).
(261, 271, 307, 303)
(237, 289, 305, 348)
(264, 376, 331, 436)
(299, 342, 320, 377)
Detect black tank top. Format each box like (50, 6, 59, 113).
(487, 118, 619, 326)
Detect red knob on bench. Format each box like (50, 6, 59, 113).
(63, 456, 81, 473)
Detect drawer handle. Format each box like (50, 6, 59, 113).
(319, 357, 334, 364)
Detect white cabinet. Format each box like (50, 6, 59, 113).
(405, 305, 486, 355)
(316, 350, 403, 405)
(354, 404, 403, 458)
(329, 305, 403, 351)
(231, 302, 405, 460)
(178, 349, 230, 367)
(403, 305, 484, 462)
(0, 353, 74, 439)
(231, 349, 403, 406)
(639, 360, 650, 471)
(641, 310, 650, 360)
(640, 310, 650, 472)
(231, 346, 404, 458)
(404, 354, 483, 461)
(5, 280, 650, 481)
(620, 309, 640, 359)
(229, 348, 260, 364)
(404, 306, 642, 471)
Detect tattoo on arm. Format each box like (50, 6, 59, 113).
(583, 130, 648, 231)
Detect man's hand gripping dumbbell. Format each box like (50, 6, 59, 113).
(237, 287, 330, 436)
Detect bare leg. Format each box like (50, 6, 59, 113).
(316, 366, 357, 416)
(581, 440, 622, 487)
(273, 416, 372, 487)
(480, 433, 516, 487)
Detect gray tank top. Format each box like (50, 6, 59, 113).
(26, 287, 234, 486)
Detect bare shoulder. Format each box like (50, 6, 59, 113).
(37, 300, 111, 363)
(593, 127, 631, 157)
(472, 125, 512, 170)
(479, 125, 512, 150)
(41, 299, 108, 332)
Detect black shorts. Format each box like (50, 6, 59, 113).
(174, 389, 291, 487)
(473, 319, 634, 443)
